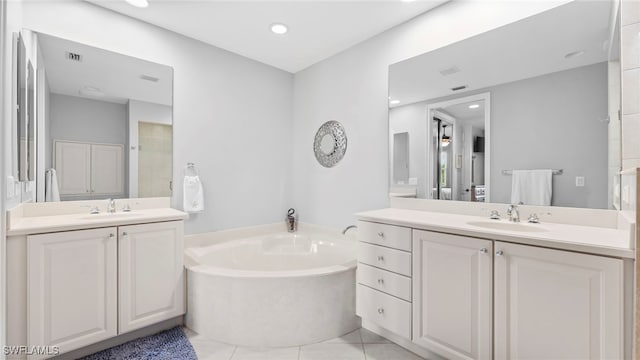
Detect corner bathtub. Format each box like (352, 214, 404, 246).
(184, 232, 359, 347)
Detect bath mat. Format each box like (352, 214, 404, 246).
(78, 327, 197, 360)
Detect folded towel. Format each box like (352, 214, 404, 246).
(45, 169, 60, 202)
(183, 175, 204, 213)
(510, 169, 552, 206)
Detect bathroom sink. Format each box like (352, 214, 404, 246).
(466, 221, 549, 233)
(81, 212, 142, 220)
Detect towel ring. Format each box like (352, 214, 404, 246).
(185, 162, 199, 176)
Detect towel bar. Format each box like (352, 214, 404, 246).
(502, 169, 563, 175)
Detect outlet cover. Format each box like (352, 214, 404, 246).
(575, 176, 585, 187)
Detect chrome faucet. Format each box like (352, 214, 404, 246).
(507, 204, 520, 222)
(107, 198, 116, 214)
(342, 225, 358, 235)
(286, 208, 297, 233)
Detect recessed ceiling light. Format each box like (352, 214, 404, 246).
(468, 104, 480, 109)
(271, 23, 288, 35)
(564, 50, 585, 59)
(125, 0, 149, 8)
(390, 100, 401, 105)
(79, 86, 105, 98)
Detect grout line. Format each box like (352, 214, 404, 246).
(297, 345, 301, 360)
(360, 329, 367, 360)
(229, 345, 238, 360)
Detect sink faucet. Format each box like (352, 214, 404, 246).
(342, 225, 358, 235)
(286, 208, 297, 233)
(107, 198, 116, 214)
(507, 204, 520, 222)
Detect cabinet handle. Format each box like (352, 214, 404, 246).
(377, 232, 384, 238)
(480, 248, 488, 254)
(377, 307, 384, 314)
(495, 250, 504, 257)
(377, 255, 384, 261)
(377, 278, 384, 285)
(122, 232, 128, 236)
(109, 233, 115, 238)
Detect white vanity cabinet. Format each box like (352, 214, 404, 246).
(356, 221, 413, 339)
(119, 221, 185, 333)
(494, 241, 623, 360)
(412, 230, 493, 360)
(28, 227, 118, 356)
(17, 219, 185, 358)
(411, 230, 623, 360)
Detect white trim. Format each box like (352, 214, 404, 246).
(425, 92, 491, 202)
(0, 0, 8, 357)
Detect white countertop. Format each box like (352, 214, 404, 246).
(356, 208, 635, 259)
(7, 208, 188, 236)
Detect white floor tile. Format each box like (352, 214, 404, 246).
(360, 328, 391, 344)
(364, 344, 425, 360)
(299, 343, 365, 360)
(322, 329, 362, 344)
(231, 346, 299, 360)
(189, 339, 237, 360)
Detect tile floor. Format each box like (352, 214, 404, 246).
(184, 327, 426, 360)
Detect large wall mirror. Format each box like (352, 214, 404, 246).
(33, 32, 174, 202)
(388, 0, 620, 209)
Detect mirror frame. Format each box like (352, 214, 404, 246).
(314, 120, 347, 168)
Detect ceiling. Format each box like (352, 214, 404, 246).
(86, 0, 447, 73)
(389, 0, 615, 107)
(38, 32, 173, 105)
(439, 100, 485, 128)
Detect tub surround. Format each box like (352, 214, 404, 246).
(185, 227, 359, 347)
(355, 199, 635, 360)
(6, 198, 187, 359)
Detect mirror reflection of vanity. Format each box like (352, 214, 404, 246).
(388, 0, 620, 209)
(31, 32, 173, 202)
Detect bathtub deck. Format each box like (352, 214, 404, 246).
(184, 326, 425, 360)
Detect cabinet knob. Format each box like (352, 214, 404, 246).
(377, 255, 384, 261)
(480, 248, 488, 254)
(109, 233, 115, 238)
(377, 232, 384, 238)
(377, 307, 384, 314)
(377, 278, 384, 284)
(495, 250, 504, 257)
(122, 232, 128, 236)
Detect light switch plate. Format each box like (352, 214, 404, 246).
(575, 176, 585, 187)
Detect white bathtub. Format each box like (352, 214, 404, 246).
(184, 231, 359, 347)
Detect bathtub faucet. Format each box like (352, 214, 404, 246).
(342, 225, 357, 235)
(286, 208, 298, 233)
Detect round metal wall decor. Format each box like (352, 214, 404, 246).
(313, 120, 347, 168)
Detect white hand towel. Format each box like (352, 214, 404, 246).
(183, 175, 204, 213)
(45, 169, 60, 202)
(510, 169, 552, 206)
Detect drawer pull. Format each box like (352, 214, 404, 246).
(495, 250, 504, 257)
(109, 233, 115, 238)
(377, 278, 384, 285)
(377, 307, 385, 314)
(377, 232, 384, 238)
(480, 248, 488, 254)
(122, 232, 128, 237)
(377, 255, 384, 261)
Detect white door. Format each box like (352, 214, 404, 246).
(118, 221, 185, 334)
(494, 241, 623, 360)
(28, 228, 117, 357)
(91, 144, 124, 196)
(412, 230, 492, 360)
(55, 141, 91, 195)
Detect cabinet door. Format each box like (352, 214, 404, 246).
(91, 144, 124, 196)
(412, 230, 492, 360)
(28, 228, 117, 356)
(55, 141, 91, 195)
(118, 221, 185, 334)
(494, 241, 623, 360)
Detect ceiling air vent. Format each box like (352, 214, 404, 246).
(140, 75, 160, 82)
(439, 66, 460, 76)
(451, 85, 467, 91)
(65, 52, 82, 62)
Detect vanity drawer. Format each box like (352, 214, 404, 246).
(358, 221, 411, 251)
(358, 263, 411, 301)
(356, 284, 411, 339)
(358, 242, 411, 277)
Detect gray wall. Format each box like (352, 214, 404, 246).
(390, 62, 608, 209)
(490, 62, 607, 208)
